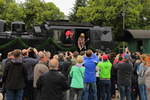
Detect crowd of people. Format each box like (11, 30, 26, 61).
(0, 47, 150, 100)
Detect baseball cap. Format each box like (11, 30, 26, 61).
(102, 54, 108, 60)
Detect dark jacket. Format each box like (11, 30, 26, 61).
(0, 62, 3, 77)
(2, 58, 27, 89)
(23, 56, 39, 80)
(117, 61, 133, 86)
(37, 70, 69, 100)
(59, 59, 72, 78)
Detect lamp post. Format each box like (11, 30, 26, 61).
(122, 0, 127, 30)
(122, 1, 126, 52)
(122, 12, 125, 30)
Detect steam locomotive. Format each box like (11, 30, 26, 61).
(0, 19, 113, 50)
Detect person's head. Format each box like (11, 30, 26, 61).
(7, 51, 14, 59)
(38, 51, 48, 63)
(86, 49, 93, 57)
(13, 49, 22, 58)
(65, 55, 72, 61)
(58, 53, 64, 60)
(73, 51, 79, 58)
(80, 33, 85, 38)
(43, 51, 51, 60)
(140, 54, 147, 63)
(48, 58, 59, 70)
(76, 55, 83, 64)
(65, 30, 71, 38)
(22, 49, 28, 56)
(28, 48, 36, 58)
(80, 51, 85, 56)
(102, 54, 108, 61)
(144, 55, 150, 66)
(53, 54, 59, 60)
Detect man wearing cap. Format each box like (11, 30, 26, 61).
(116, 54, 133, 100)
(64, 30, 74, 44)
(97, 54, 112, 100)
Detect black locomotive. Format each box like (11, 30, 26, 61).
(0, 20, 113, 52)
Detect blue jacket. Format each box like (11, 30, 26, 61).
(83, 54, 98, 83)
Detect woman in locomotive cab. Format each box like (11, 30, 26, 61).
(77, 33, 86, 51)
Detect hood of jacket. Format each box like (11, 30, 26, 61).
(11, 58, 23, 64)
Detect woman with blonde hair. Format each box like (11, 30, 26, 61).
(78, 33, 86, 51)
(69, 55, 85, 100)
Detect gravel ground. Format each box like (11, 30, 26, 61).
(65, 90, 120, 100)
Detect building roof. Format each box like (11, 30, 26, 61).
(44, 20, 93, 27)
(128, 29, 150, 39)
(43, 20, 94, 30)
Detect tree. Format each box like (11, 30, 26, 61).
(0, 1, 25, 30)
(139, 0, 150, 29)
(0, 0, 6, 18)
(23, 0, 44, 28)
(36, 2, 64, 23)
(23, 0, 65, 29)
(1, 3, 24, 22)
(5, 0, 15, 3)
(0, 0, 65, 29)
(69, 0, 87, 22)
(76, 0, 143, 40)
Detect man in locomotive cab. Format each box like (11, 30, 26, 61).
(64, 30, 74, 45)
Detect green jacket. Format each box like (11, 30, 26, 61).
(69, 64, 85, 88)
(97, 60, 112, 79)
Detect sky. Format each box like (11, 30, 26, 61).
(18, 0, 76, 16)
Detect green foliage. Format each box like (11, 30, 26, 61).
(0, 2, 25, 25)
(0, 38, 28, 50)
(0, 37, 76, 54)
(23, 0, 64, 28)
(36, 37, 77, 51)
(75, 0, 145, 40)
(0, 0, 5, 18)
(0, 38, 28, 55)
(69, 0, 87, 22)
(5, 0, 15, 3)
(139, 0, 150, 29)
(0, 0, 65, 29)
